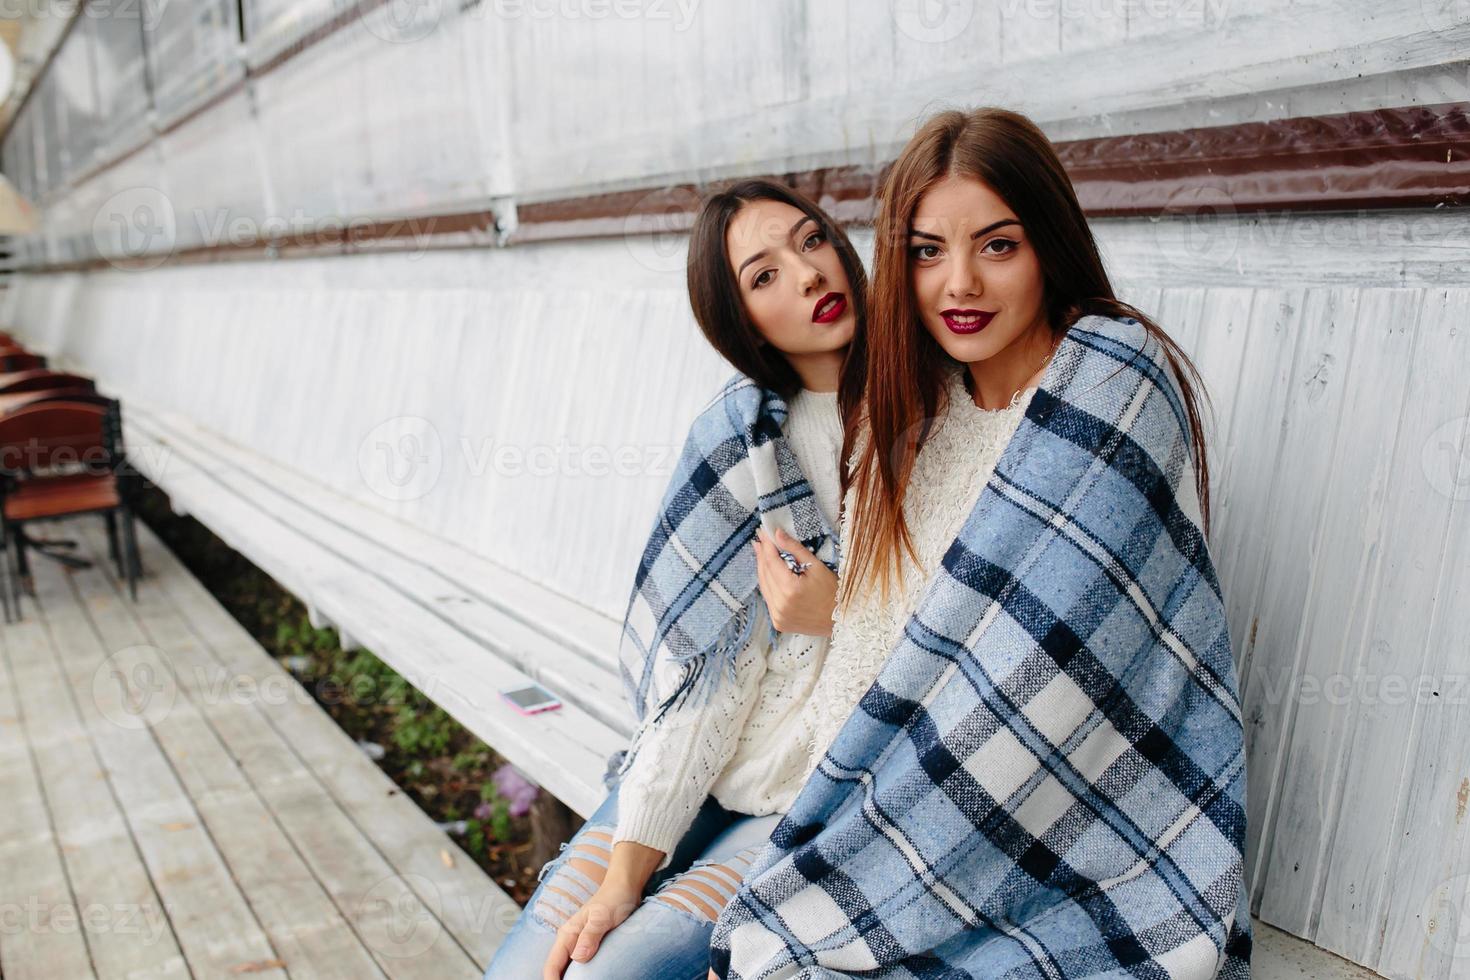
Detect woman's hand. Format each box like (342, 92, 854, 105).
(752, 527, 837, 636)
(541, 878, 643, 978)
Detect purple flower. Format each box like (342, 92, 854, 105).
(491, 763, 540, 818)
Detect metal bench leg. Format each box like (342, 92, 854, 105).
(21, 530, 93, 570)
(121, 506, 142, 601)
(105, 511, 121, 576)
(0, 524, 13, 624)
(21, 530, 78, 550)
(4, 524, 23, 615)
(12, 523, 32, 599)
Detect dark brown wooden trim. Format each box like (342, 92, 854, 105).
(17, 101, 1469, 274)
(1064, 101, 1470, 216)
(514, 102, 1470, 236)
(512, 166, 886, 244)
(27, 209, 501, 274)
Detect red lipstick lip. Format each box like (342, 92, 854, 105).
(940, 308, 997, 335)
(812, 292, 847, 324)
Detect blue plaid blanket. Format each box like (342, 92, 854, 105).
(710, 315, 1251, 979)
(607, 374, 841, 788)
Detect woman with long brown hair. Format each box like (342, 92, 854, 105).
(840, 105, 1212, 610)
(709, 108, 1250, 979)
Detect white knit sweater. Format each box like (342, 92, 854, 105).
(613, 369, 1035, 869)
(613, 387, 845, 870)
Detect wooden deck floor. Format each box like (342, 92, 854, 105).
(0, 515, 516, 979)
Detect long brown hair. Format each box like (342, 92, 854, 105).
(838, 107, 1213, 610)
(686, 178, 868, 445)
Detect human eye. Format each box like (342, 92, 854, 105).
(752, 268, 775, 289)
(909, 242, 941, 261)
(982, 237, 1019, 256)
(802, 229, 826, 251)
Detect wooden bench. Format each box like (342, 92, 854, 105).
(119, 397, 634, 820)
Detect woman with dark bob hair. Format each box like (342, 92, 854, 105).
(484, 177, 871, 979)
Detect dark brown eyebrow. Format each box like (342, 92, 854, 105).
(908, 218, 1021, 242)
(735, 215, 817, 278)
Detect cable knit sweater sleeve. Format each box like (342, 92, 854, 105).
(611, 626, 769, 871)
(610, 389, 839, 872)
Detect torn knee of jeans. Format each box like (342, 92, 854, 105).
(531, 829, 614, 929)
(652, 851, 755, 923)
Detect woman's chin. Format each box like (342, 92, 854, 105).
(925, 323, 1006, 365)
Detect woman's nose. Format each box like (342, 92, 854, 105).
(796, 259, 825, 294)
(945, 259, 980, 299)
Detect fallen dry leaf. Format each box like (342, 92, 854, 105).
(230, 959, 286, 973)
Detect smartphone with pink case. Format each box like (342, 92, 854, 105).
(500, 682, 562, 715)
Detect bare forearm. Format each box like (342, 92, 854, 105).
(605, 840, 665, 891)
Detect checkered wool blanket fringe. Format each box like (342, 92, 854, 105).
(710, 315, 1251, 979)
(607, 373, 841, 788)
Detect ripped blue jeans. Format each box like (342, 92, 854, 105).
(482, 782, 780, 979)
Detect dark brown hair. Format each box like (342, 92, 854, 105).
(839, 107, 1214, 609)
(686, 178, 868, 454)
